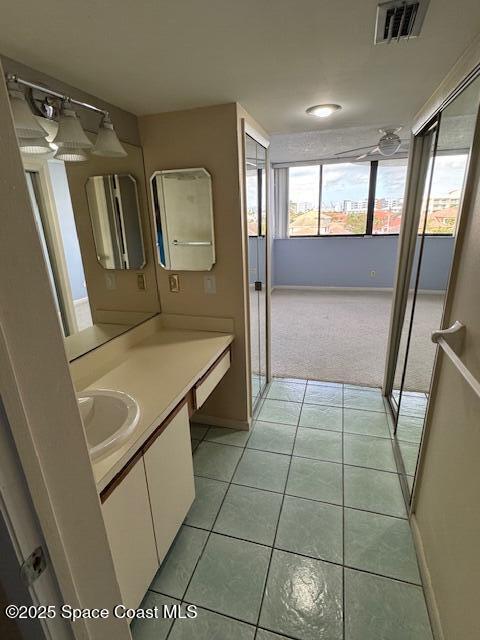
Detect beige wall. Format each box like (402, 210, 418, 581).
(139, 103, 257, 425)
(65, 141, 160, 319)
(413, 116, 480, 640)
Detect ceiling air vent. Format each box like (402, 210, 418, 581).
(375, 0, 430, 44)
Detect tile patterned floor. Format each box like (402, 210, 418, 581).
(132, 379, 433, 640)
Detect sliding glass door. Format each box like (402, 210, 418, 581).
(246, 133, 268, 409)
(387, 75, 480, 498)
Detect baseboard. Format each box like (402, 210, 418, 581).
(410, 513, 444, 640)
(191, 413, 251, 431)
(272, 285, 444, 295)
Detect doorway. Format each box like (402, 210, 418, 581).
(386, 74, 480, 498)
(245, 132, 268, 410)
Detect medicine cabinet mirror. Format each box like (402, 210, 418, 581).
(86, 174, 146, 270)
(150, 168, 215, 271)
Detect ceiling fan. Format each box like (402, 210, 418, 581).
(335, 128, 409, 160)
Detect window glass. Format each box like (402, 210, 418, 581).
(321, 162, 370, 235)
(421, 154, 468, 234)
(373, 158, 408, 234)
(288, 165, 320, 236)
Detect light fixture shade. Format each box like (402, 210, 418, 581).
(53, 101, 93, 149)
(7, 82, 48, 138)
(54, 146, 88, 162)
(19, 136, 52, 155)
(35, 116, 58, 142)
(92, 114, 127, 157)
(306, 104, 342, 118)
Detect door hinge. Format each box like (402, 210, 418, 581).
(20, 546, 47, 586)
(254, 281, 262, 291)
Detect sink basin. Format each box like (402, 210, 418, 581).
(77, 389, 140, 461)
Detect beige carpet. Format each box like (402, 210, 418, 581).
(271, 288, 444, 390)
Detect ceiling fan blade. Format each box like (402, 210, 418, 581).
(357, 152, 371, 160)
(335, 145, 374, 156)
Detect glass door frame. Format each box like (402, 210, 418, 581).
(383, 65, 480, 503)
(242, 119, 271, 414)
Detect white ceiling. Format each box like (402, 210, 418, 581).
(1, 0, 479, 134)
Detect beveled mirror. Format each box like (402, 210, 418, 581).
(86, 173, 145, 270)
(151, 168, 215, 271)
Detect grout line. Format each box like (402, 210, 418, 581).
(254, 380, 306, 627)
(188, 470, 408, 530)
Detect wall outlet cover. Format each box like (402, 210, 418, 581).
(169, 274, 180, 293)
(105, 272, 116, 290)
(204, 275, 216, 294)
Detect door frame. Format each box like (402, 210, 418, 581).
(0, 63, 131, 639)
(23, 157, 79, 336)
(241, 119, 271, 414)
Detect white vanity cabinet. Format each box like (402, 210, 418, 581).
(143, 402, 195, 563)
(101, 457, 158, 610)
(101, 401, 195, 609)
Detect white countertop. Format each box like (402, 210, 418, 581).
(86, 327, 233, 491)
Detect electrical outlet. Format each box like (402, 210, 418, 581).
(204, 275, 216, 294)
(105, 272, 116, 290)
(370, 270, 376, 278)
(136, 273, 146, 290)
(169, 274, 180, 292)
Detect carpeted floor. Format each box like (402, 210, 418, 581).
(271, 288, 444, 391)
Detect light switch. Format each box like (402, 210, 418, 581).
(204, 275, 216, 294)
(105, 272, 116, 290)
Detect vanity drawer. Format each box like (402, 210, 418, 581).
(194, 349, 231, 409)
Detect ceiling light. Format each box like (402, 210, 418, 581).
(35, 116, 58, 142)
(306, 104, 342, 118)
(54, 147, 88, 162)
(7, 81, 48, 138)
(53, 100, 93, 149)
(92, 113, 127, 157)
(19, 137, 53, 155)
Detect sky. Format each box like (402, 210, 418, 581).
(288, 155, 468, 206)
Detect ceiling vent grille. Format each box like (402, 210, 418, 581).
(375, 0, 430, 44)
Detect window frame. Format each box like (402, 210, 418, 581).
(283, 156, 455, 238)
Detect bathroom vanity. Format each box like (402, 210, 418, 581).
(70, 316, 233, 610)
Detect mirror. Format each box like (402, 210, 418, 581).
(151, 168, 215, 271)
(86, 174, 145, 270)
(23, 142, 159, 362)
(389, 74, 480, 497)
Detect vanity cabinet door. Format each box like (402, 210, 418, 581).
(143, 403, 195, 564)
(102, 458, 158, 609)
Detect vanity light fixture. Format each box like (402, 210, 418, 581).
(5, 73, 127, 160)
(7, 80, 48, 138)
(92, 113, 127, 157)
(53, 100, 94, 150)
(19, 136, 52, 155)
(54, 147, 89, 162)
(306, 104, 342, 118)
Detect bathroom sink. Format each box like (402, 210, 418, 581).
(77, 389, 140, 461)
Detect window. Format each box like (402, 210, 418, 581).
(288, 165, 320, 236)
(321, 162, 370, 235)
(373, 158, 408, 234)
(422, 154, 468, 234)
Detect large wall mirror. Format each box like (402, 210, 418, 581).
(151, 168, 215, 271)
(23, 148, 159, 362)
(86, 174, 145, 270)
(387, 74, 480, 499)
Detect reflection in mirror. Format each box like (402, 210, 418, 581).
(391, 75, 480, 497)
(25, 159, 93, 337)
(86, 174, 145, 270)
(151, 168, 215, 271)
